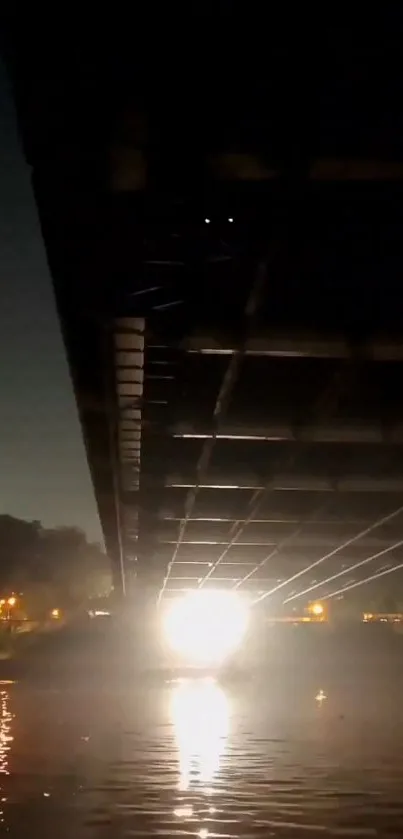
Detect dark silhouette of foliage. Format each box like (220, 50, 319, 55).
(0, 515, 111, 613)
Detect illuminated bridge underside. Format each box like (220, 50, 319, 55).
(9, 26, 403, 608)
(146, 331, 403, 607)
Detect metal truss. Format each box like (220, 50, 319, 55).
(157, 261, 268, 603)
(283, 539, 403, 604)
(197, 347, 366, 590)
(321, 561, 403, 600)
(252, 502, 403, 604)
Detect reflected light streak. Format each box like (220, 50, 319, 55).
(170, 679, 229, 792)
(0, 683, 14, 827)
(0, 686, 13, 777)
(174, 804, 193, 817)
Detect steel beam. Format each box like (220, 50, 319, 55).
(171, 422, 403, 444)
(165, 474, 403, 493)
(166, 333, 403, 361)
(162, 516, 379, 525)
(157, 262, 268, 602)
(194, 322, 401, 592)
(112, 317, 145, 592)
(158, 536, 402, 549)
(284, 539, 403, 604)
(210, 154, 403, 182)
(253, 502, 403, 604)
(321, 561, 403, 601)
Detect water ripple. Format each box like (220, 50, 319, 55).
(1, 673, 403, 837)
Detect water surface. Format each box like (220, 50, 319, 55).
(1, 634, 403, 837)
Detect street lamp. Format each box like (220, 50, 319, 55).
(5, 596, 17, 627)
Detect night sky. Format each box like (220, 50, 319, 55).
(0, 61, 103, 543)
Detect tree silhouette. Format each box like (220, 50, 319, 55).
(0, 515, 111, 615)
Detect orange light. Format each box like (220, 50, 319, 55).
(311, 603, 324, 617)
(7, 597, 16, 608)
(51, 609, 60, 619)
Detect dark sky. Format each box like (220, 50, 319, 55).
(0, 62, 103, 544)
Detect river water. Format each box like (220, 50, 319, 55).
(1, 630, 403, 837)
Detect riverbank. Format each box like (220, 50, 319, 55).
(0, 618, 65, 665)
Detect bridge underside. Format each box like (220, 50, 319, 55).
(8, 20, 403, 610)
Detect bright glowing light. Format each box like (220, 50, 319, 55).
(163, 590, 249, 664)
(170, 679, 229, 791)
(311, 602, 323, 616)
(204, 218, 211, 224)
(7, 598, 16, 608)
(51, 609, 60, 619)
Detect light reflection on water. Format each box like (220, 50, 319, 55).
(0, 681, 14, 829)
(170, 678, 229, 793)
(170, 678, 229, 837)
(0, 682, 13, 777)
(2, 662, 403, 837)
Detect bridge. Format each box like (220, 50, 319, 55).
(7, 21, 403, 614)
